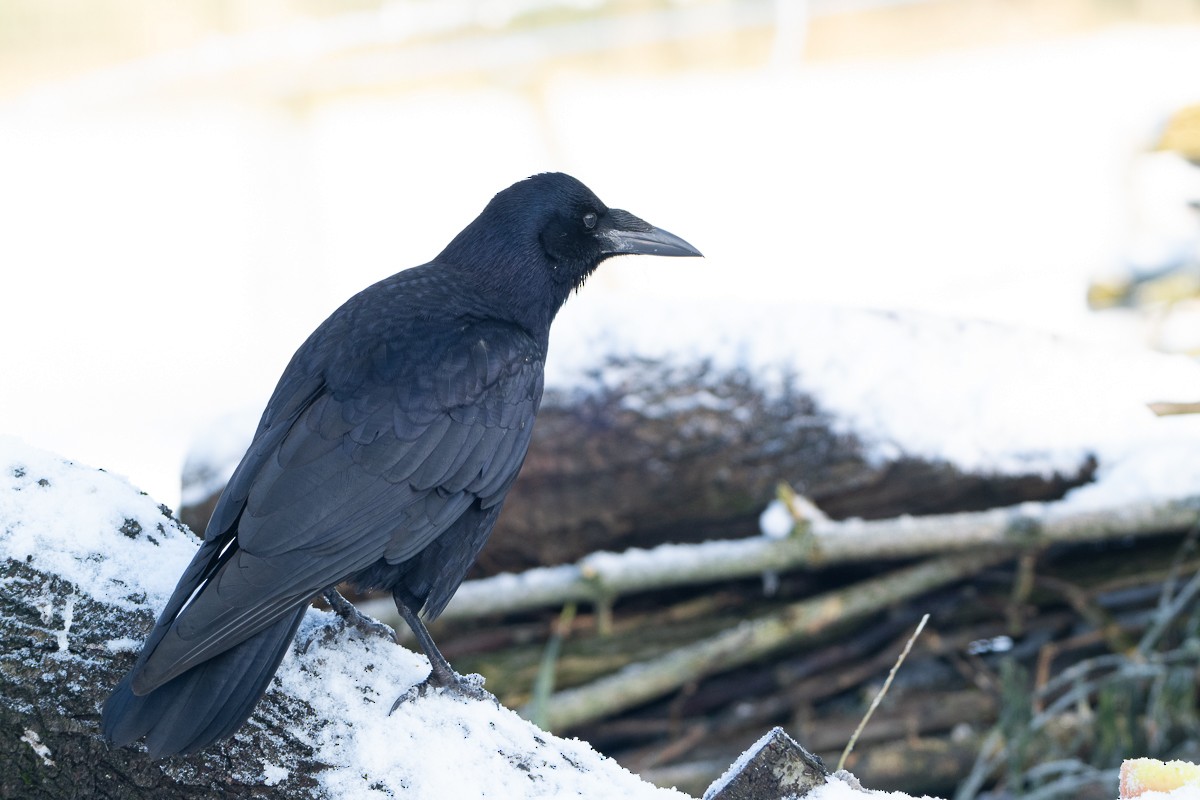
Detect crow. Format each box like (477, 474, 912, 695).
(101, 172, 701, 756)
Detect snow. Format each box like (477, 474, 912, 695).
(260, 762, 289, 787)
(0, 435, 689, 799)
(809, 775, 941, 799)
(1119, 151, 1200, 278)
(277, 616, 688, 798)
(0, 436, 200, 613)
(1057, 421, 1200, 512)
(21, 729, 55, 768)
(759, 500, 795, 539)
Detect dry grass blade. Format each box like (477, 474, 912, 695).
(837, 613, 930, 771)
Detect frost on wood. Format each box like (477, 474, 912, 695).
(0, 439, 690, 800)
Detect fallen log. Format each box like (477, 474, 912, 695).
(181, 353, 1097, 578)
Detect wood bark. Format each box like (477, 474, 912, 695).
(0, 549, 324, 800)
(702, 727, 829, 800)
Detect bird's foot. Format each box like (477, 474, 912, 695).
(388, 669, 495, 714)
(322, 589, 396, 642)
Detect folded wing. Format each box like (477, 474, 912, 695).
(130, 322, 542, 695)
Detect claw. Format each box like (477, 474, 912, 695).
(385, 593, 497, 714)
(388, 670, 494, 715)
(322, 588, 396, 642)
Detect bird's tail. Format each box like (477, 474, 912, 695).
(101, 605, 308, 757)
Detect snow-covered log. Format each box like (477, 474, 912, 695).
(467, 298, 1200, 577)
(475, 364, 1091, 577)
(0, 439, 692, 800)
(176, 302, 1187, 579)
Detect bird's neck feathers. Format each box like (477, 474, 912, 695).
(435, 210, 595, 338)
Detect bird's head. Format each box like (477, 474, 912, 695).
(528, 173, 702, 288)
(438, 173, 701, 330)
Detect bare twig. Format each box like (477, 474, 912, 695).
(1007, 551, 1038, 635)
(1148, 401, 1200, 416)
(1138, 568, 1200, 654)
(525, 602, 577, 728)
(355, 495, 1199, 624)
(837, 613, 930, 771)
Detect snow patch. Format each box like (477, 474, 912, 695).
(808, 774, 942, 799)
(759, 500, 794, 539)
(21, 729, 55, 767)
(54, 595, 75, 654)
(1056, 414, 1200, 512)
(104, 637, 143, 653)
(0, 436, 200, 612)
(275, 611, 689, 799)
(261, 762, 289, 786)
(551, 299, 1200, 477)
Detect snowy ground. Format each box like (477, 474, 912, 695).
(3, 26, 1200, 507)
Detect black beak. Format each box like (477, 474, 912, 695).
(599, 208, 703, 258)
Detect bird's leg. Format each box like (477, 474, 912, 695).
(397, 601, 459, 687)
(321, 587, 397, 641)
(388, 593, 493, 713)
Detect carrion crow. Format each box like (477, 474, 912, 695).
(101, 172, 701, 756)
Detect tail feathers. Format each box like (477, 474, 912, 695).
(102, 606, 307, 757)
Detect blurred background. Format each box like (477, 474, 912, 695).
(4, 2, 1200, 796)
(3, 0, 1200, 508)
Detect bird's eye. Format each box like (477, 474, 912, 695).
(582, 212, 597, 230)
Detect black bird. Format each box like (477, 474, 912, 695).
(101, 172, 701, 756)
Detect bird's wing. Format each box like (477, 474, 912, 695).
(131, 321, 542, 694)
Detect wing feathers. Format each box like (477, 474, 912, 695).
(131, 321, 543, 699)
(136, 530, 387, 692)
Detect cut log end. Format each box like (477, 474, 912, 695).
(704, 727, 830, 800)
